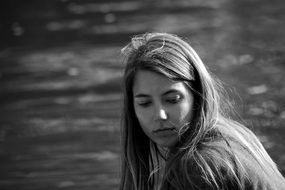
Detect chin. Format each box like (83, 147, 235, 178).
(156, 138, 178, 149)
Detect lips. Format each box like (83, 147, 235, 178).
(153, 128, 177, 137)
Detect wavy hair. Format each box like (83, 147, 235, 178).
(119, 33, 285, 190)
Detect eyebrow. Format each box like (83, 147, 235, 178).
(134, 94, 150, 98)
(134, 89, 180, 98)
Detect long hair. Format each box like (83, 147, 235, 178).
(119, 32, 285, 190)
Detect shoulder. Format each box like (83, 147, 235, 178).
(179, 137, 281, 190)
(171, 139, 240, 189)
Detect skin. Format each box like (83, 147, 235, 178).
(133, 70, 194, 149)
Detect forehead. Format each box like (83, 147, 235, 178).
(133, 70, 188, 95)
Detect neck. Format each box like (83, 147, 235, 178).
(157, 146, 169, 160)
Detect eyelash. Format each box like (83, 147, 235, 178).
(137, 101, 151, 107)
(166, 95, 181, 104)
(137, 96, 182, 107)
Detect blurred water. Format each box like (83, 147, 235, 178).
(0, 0, 285, 189)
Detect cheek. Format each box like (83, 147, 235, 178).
(174, 102, 193, 123)
(134, 107, 151, 125)
(134, 108, 154, 137)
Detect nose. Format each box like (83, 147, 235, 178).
(155, 108, 168, 120)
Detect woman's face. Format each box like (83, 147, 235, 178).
(133, 70, 194, 148)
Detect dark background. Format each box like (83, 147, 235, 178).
(0, 0, 284, 189)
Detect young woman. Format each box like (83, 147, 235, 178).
(119, 32, 285, 190)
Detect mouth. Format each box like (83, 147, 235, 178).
(153, 128, 177, 136)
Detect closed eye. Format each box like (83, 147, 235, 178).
(137, 101, 152, 107)
(134, 94, 152, 107)
(165, 94, 182, 104)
